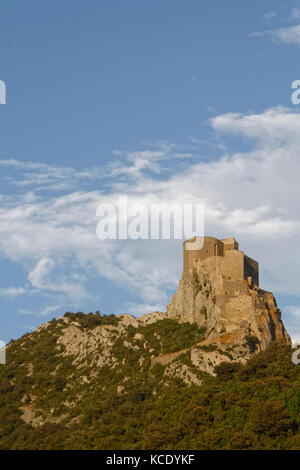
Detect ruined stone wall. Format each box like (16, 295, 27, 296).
(220, 249, 244, 281)
(183, 236, 259, 287)
(183, 237, 223, 273)
(222, 238, 239, 254)
(244, 255, 259, 286)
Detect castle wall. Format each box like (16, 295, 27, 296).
(222, 238, 239, 254)
(183, 236, 259, 286)
(220, 250, 244, 281)
(183, 237, 223, 272)
(244, 255, 259, 286)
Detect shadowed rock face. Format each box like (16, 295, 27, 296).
(167, 236, 291, 363)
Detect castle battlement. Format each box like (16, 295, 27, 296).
(183, 236, 259, 287)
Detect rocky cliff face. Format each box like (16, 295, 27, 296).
(167, 248, 291, 368)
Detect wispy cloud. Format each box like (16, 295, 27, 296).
(19, 304, 64, 317)
(0, 143, 197, 192)
(266, 24, 300, 46)
(0, 159, 106, 191)
(121, 303, 166, 316)
(263, 10, 276, 22)
(291, 8, 300, 20)
(0, 286, 26, 298)
(252, 8, 300, 47)
(285, 306, 300, 318)
(27, 257, 89, 301)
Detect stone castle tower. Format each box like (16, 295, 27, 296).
(167, 236, 290, 360)
(183, 236, 259, 288)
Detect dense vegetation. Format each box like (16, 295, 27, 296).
(0, 313, 299, 450)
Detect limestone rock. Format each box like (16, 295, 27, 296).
(56, 323, 119, 368)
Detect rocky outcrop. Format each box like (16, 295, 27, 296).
(55, 312, 166, 369)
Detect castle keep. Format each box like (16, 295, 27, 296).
(183, 236, 259, 287)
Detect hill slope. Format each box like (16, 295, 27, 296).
(0, 311, 299, 450)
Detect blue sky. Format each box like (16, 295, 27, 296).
(1, 0, 300, 342)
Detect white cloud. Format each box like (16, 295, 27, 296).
(0, 189, 181, 311)
(0, 159, 106, 191)
(267, 24, 300, 46)
(263, 10, 276, 22)
(0, 144, 195, 191)
(0, 286, 26, 298)
(27, 258, 89, 301)
(252, 6, 300, 47)
(291, 8, 300, 20)
(285, 306, 300, 318)
(28, 258, 55, 289)
(19, 304, 64, 317)
(121, 303, 166, 316)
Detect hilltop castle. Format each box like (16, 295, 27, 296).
(167, 235, 290, 357)
(183, 236, 259, 287)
